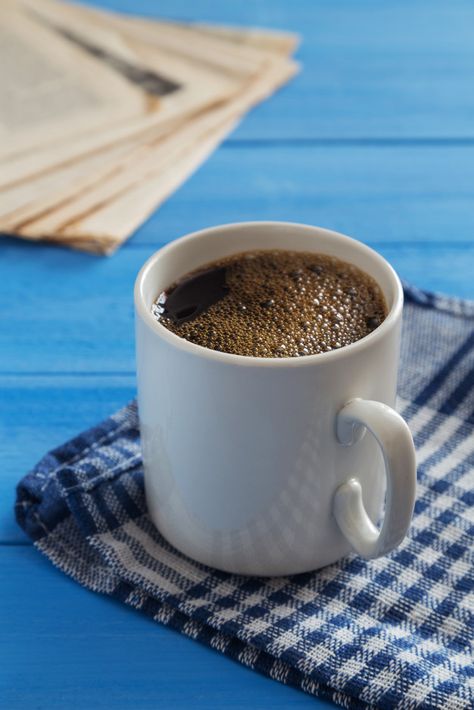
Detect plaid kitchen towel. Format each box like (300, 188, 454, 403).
(15, 285, 474, 710)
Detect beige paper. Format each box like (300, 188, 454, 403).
(1, 0, 299, 253)
(1, 0, 267, 188)
(41, 119, 238, 255)
(41, 0, 283, 76)
(0, 0, 247, 188)
(22, 59, 298, 252)
(195, 24, 299, 56)
(1, 3, 297, 217)
(0, 1, 148, 161)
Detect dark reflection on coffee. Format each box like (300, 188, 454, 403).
(152, 250, 387, 358)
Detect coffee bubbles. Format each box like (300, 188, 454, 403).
(152, 250, 387, 358)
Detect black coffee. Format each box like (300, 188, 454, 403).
(152, 250, 387, 357)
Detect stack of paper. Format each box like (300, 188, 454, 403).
(0, 0, 299, 254)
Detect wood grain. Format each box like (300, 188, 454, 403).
(3, 142, 474, 374)
(126, 143, 474, 248)
(0, 546, 330, 709)
(1, 231, 473, 375)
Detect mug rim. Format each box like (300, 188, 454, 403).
(134, 221, 403, 368)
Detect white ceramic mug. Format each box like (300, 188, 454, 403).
(134, 222, 416, 576)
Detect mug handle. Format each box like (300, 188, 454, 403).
(333, 398, 416, 559)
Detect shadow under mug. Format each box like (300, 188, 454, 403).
(134, 222, 417, 576)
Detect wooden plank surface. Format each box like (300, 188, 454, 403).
(1, 237, 473, 374)
(127, 143, 474, 248)
(3, 142, 474, 374)
(0, 546, 331, 709)
(2, 1, 474, 708)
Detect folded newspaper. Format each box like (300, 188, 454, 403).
(0, 0, 299, 254)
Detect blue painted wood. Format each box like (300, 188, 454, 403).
(0, 546, 332, 709)
(127, 143, 474, 249)
(78, 0, 474, 140)
(3, 143, 474, 375)
(3, 1, 474, 707)
(9, 144, 474, 255)
(1, 237, 473, 374)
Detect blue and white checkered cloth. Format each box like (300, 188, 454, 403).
(16, 285, 474, 709)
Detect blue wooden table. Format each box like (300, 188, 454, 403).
(2, 1, 474, 707)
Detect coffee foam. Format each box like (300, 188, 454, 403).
(153, 250, 387, 358)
